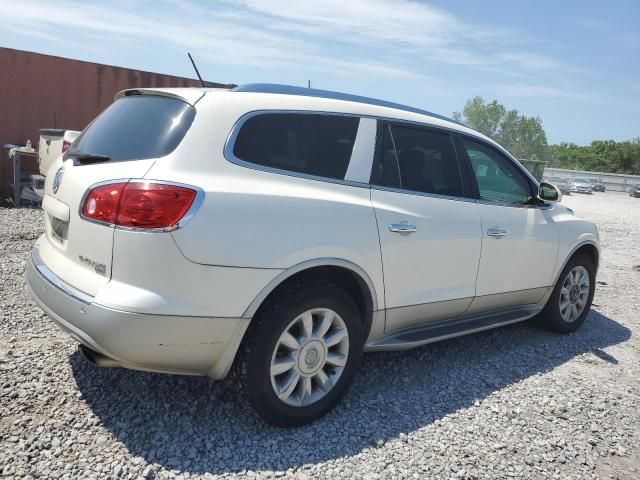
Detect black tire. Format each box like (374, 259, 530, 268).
(539, 254, 596, 333)
(236, 281, 363, 427)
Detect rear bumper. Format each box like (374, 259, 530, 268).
(26, 249, 248, 378)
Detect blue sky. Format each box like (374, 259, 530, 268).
(1, 0, 638, 144)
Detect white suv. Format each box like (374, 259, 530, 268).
(27, 84, 599, 426)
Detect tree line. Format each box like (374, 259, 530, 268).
(453, 97, 640, 175)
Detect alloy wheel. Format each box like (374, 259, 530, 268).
(559, 266, 590, 323)
(270, 308, 349, 407)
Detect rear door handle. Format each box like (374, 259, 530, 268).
(487, 227, 507, 238)
(389, 222, 417, 234)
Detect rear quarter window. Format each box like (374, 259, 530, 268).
(231, 113, 359, 180)
(69, 95, 195, 161)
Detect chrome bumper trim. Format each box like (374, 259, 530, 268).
(26, 250, 249, 378)
(31, 247, 94, 304)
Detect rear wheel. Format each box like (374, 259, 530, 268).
(237, 282, 363, 427)
(540, 254, 595, 333)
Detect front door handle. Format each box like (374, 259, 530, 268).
(389, 222, 417, 234)
(487, 227, 507, 238)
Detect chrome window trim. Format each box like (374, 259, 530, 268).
(345, 118, 377, 183)
(370, 184, 477, 204)
(231, 83, 464, 126)
(31, 246, 94, 304)
(475, 198, 553, 210)
(223, 109, 541, 204)
(77, 179, 205, 232)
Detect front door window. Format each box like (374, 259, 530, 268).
(462, 139, 532, 205)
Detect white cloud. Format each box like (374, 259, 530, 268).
(0, 0, 569, 91)
(0, 0, 425, 75)
(501, 85, 578, 99)
(232, 0, 569, 71)
(237, 0, 466, 47)
(498, 84, 614, 106)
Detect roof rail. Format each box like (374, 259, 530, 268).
(231, 83, 463, 126)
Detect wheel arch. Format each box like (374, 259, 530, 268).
(243, 258, 379, 337)
(554, 241, 600, 286)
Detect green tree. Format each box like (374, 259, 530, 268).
(453, 97, 505, 138)
(453, 97, 549, 161)
(548, 139, 640, 174)
(455, 97, 640, 175)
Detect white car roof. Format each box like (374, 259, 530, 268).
(115, 83, 507, 156)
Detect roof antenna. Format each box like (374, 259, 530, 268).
(188, 52, 206, 87)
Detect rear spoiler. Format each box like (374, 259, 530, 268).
(114, 88, 207, 106)
(39, 129, 67, 136)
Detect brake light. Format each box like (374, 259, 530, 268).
(62, 141, 71, 153)
(81, 182, 197, 229)
(118, 183, 197, 228)
(81, 182, 126, 224)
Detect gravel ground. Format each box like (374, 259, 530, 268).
(1, 192, 639, 479)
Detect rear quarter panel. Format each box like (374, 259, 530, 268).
(145, 92, 385, 310)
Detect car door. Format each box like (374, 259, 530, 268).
(370, 122, 482, 332)
(457, 136, 559, 312)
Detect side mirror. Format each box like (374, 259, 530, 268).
(538, 181, 562, 203)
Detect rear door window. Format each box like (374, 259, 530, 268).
(370, 124, 402, 189)
(232, 113, 359, 180)
(371, 122, 465, 197)
(69, 95, 195, 161)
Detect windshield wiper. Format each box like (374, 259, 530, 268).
(74, 154, 111, 165)
(65, 148, 111, 165)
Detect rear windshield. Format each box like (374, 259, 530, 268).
(69, 95, 195, 161)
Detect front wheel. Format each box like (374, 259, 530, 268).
(236, 282, 363, 427)
(539, 254, 596, 333)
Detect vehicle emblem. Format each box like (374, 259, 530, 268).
(52, 167, 65, 194)
(78, 255, 107, 276)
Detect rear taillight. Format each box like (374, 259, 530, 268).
(117, 183, 197, 228)
(62, 141, 71, 153)
(81, 182, 126, 224)
(81, 182, 197, 230)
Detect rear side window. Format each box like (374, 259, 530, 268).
(372, 123, 464, 197)
(70, 96, 195, 161)
(232, 113, 359, 180)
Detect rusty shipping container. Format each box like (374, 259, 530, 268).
(0, 47, 229, 198)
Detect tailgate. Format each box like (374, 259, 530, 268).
(38, 158, 155, 296)
(35, 93, 196, 297)
(38, 129, 65, 176)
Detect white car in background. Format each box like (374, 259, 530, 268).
(27, 84, 600, 426)
(571, 178, 594, 194)
(38, 129, 81, 177)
